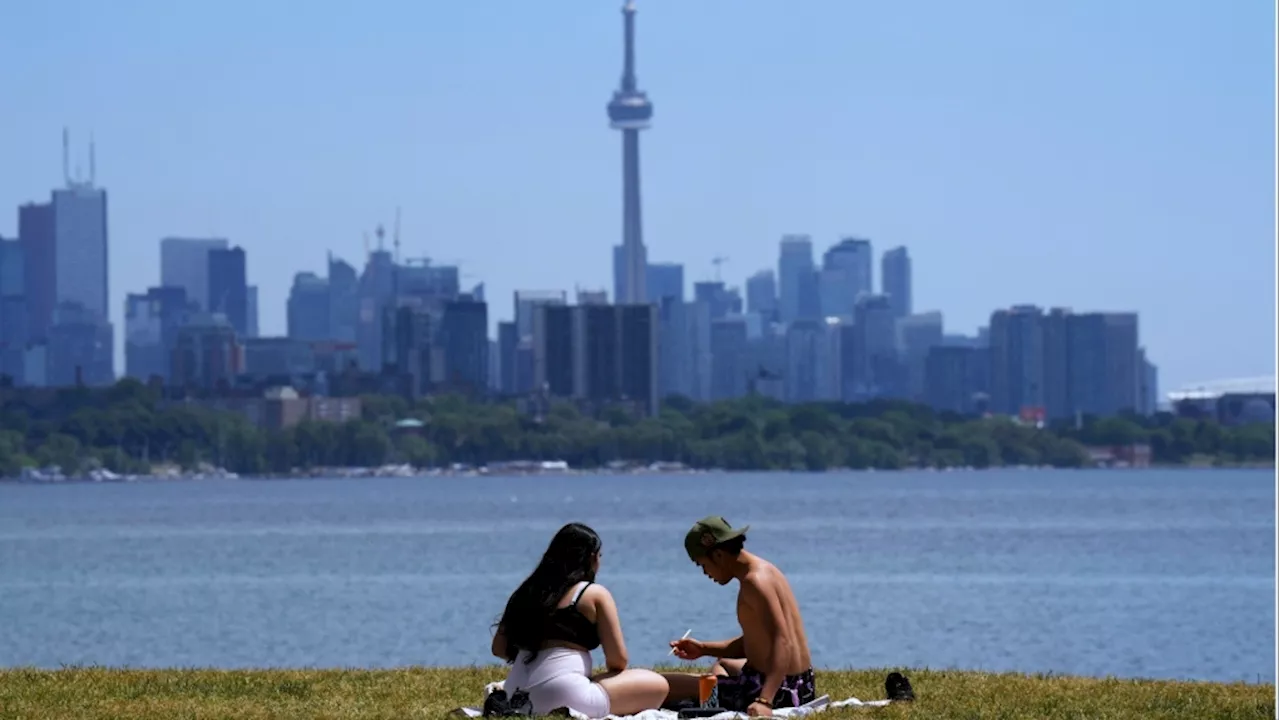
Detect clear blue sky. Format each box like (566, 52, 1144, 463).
(1, 0, 1274, 392)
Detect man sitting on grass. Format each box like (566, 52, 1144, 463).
(660, 516, 817, 717)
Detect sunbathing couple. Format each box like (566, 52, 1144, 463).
(489, 517, 827, 718)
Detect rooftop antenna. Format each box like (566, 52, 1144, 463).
(393, 206, 402, 264)
(62, 127, 70, 185)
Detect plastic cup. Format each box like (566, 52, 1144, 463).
(698, 674, 719, 708)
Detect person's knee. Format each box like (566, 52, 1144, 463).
(637, 668, 669, 694)
(713, 659, 745, 676)
(627, 669, 669, 701)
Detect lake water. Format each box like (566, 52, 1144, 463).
(0, 469, 1273, 683)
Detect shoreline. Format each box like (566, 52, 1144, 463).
(2, 461, 1273, 485)
(0, 666, 1271, 719)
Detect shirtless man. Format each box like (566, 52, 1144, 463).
(661, 516, 815, 717)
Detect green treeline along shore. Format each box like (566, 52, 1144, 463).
(0, 379, 1272, 477)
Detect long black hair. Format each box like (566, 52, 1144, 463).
(494, 522, 601, 664)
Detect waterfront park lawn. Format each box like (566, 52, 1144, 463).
(0, 666, 1274, 719)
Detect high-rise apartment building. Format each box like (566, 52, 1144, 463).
(533, 302, 658, 416)
(1066, 312, 1140, 417)
(986, 306, 1143, 420)
(440, 297, 489, 395)
(987, 305, 1047, 417)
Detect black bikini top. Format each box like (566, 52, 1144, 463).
(544, 582, 600, 651)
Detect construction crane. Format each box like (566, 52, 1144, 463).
(711, 255, 730, 282)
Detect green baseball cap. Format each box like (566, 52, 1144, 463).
(684, 516, 750, 561)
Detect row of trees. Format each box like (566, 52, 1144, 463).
(0, 379, 1272, 477)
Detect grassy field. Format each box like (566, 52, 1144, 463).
(0, 666, 1273, 719)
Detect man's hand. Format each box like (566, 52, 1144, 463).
(669, 637, 705, 660)
(747, 701, 773, 717)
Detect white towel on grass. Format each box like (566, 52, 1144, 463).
(450, 680, 893, 720)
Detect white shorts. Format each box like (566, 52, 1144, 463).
(505, 647, 611, 718)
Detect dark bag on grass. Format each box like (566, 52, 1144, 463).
(482, 687, 534, 717)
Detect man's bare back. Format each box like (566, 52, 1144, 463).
(736, 556, 812, 676)
(663, 516, 817, 716)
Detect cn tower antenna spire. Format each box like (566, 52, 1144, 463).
(622, 1, 637, 92)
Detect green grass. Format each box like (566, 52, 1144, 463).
(0, 666, 1272, 719)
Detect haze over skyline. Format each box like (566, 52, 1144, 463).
(1, 0, 1273, 391)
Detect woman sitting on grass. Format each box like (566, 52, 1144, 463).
(491, 522, 668, 718)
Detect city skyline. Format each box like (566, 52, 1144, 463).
(0, 0, 1272, 390)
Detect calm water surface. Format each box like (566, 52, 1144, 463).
(0, 469, 1273, 682)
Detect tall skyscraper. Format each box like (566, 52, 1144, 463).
(0, 238, 26, 381)
(608, 1, 653, 305)
(52, 184, 109, 322)
(160, 237, 228, 313)
(16, 131, 114, 386)
(18, 132, 110, 342)
(777, 235, 814, 325)
(882, 246, 912, 319)
(821, 238, 873, 319)
(287, 272, 331, 340)
(207, 246, 248, 337)
(18, 202, 54, 340)
(440, 297, 490, 395)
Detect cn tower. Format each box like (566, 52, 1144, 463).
(608, 0, 652, 305)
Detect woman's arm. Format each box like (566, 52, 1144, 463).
(491, 624, 508, 660)
(591, 586, 629, 672)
